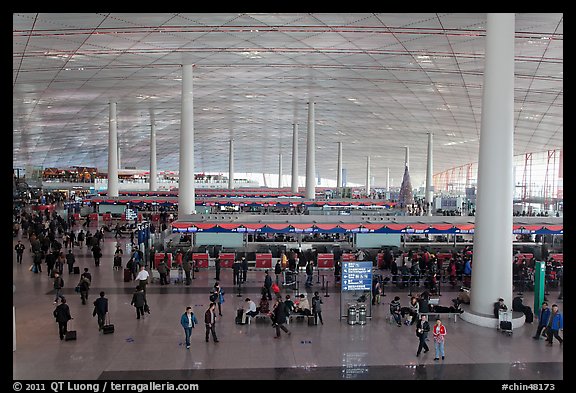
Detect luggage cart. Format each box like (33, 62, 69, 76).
(498, 309, 513, 336)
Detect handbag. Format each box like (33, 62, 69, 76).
(75, 285, 81, 293)
(144, 303, 150, 314)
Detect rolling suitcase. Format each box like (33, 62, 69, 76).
(73, 266, 80, 274)
(123, 268, 132, 282)
(235, 309, 244, 324)
(65, 320, 77, 341)
(102, 315, 115, 334)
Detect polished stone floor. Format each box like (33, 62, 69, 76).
(12, 230, 563, 380)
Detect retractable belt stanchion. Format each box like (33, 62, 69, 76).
(324, 281, 330, 297)
(317, 267, 320, 284)
(321, 275, 325, 291)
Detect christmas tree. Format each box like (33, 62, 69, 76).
(398, 165, 414, 210)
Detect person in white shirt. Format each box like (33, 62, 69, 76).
(243, 297, 258, 323)
(180, 306, 198, 349)
(294, 294, 311, 316)
(135, 266, 150, 292)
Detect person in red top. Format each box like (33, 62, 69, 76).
(432, 318, 447, 360)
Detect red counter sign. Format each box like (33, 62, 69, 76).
(317, 253, 334, 268)
(255, 253, 272, 269)
(102, 213, 112, 222)
(219, 253, 235, 268)
(342, 253, 356, 262)
(193, 253, 209, 268)
(377, 253, 384, 269)
(549, 253, 563, 263)
(89, 213, 99, 225)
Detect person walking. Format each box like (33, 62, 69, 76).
(78, 272, 91, 305)
(66, 249, 76, 274)
(180, 306, 199, 349)
(135, 265, 150, 292)
(182, 255, 192, 286)
(271, 297, 291, 339)
(533, 302, 551, 340)
(53, 272, 65, 304)
(15, 240, 25, 264)
(53, 297, 72, 340)
(312, 291, 324, 325)
(264, 270, 273, 300)
(157, 258, 169, 285)
(93, 291, 108, 331)
(545, 304, 563, 346)
(91, 243, 102, 267)
(204, 303, 219, 343)
(76, 229, 85, 248)
(415, 314, 430, 357)
(211, 282, 225, 316)
(432, 318, 446, 360)
(130, 286, 147, 319)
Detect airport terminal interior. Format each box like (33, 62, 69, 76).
(13, 13, 562, 381)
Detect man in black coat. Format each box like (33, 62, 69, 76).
(93, 291, 109, 331)
(271, 297, 291, 339)
(415, 314, 430, 357)
(232, 258, 241, 286)
(14, 241, 25, 264)
(53, 297, 72, 340)
(241, 256, 248, 283)
(264, 270, 273, 300)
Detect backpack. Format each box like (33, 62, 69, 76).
(209, 293, 217, 302)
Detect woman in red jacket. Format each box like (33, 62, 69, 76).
(432, 318, 446, 360)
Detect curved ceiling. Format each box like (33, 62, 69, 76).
(13, 13, 563, 187)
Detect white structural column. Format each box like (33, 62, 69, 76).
(278, 153, 283, 188)
(149, 110, 158, 191)
(228, 139, 235, 189)
(305, 101, 316, 199)
(117, 146, 121, 170)
(467, 13, 515, 323)
(404, 146, 409, 168)
(425, 132, 434, 216)
(365, 156, 371, 197)
(386, 167, 390, 192)
(178, 64, 195, 216)
(291, 123, 299, 193)
(337, 142, 343, 189)
(107, 102, 119, 197)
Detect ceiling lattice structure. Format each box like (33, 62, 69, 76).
(13, 13, 563, 187)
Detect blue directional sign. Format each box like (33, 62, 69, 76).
(341, 261, 372, 291)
